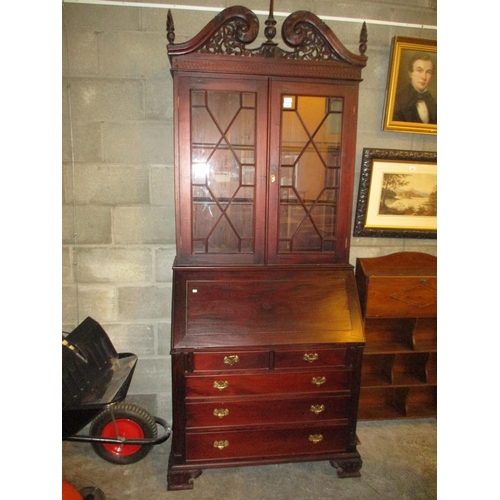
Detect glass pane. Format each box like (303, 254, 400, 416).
(207, 149, 240, 200)
(191, 90, 205, 107)
(294, 218, 322, 251)
(227, 202, 254, 238)
(297, 96, 327, 135)
(279, 204, 305, 239)
(310, 204, 336, 238)
(329, 97, 343, 112)
(280, 166, 294, 186)
(281, 112, 309, 156)
(280, 187, 298, 202)
(295, 148, 325, 202)
(192, 107, 221, 145)
(190, 89, 257, 255)
(278, 93, 343, 255)
(227, 108, 255, 157)
(192, 147, 213, 167)
(241, 165, 255, 185)
(325, 168, 340, 188)
(282, 95, 296, 110)
(242, 93, 256, 108)
(207, 91, 241, 131)
(193, 185, 211, 200)
(193, 201, 221, 240)
(208, 217, 239, 253)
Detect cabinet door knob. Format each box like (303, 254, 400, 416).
(309, 434, 323, 444)
(303, 353, 319, 363)
(312, 376, 326, 387)
(213, 408, 229, 418)
(213, 381, 229, 390)
(310, 404, 325, 414)
(224, 355, 239, 365)
(213, 440, 229, 450)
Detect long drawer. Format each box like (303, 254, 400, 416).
(186, 394, 351, 428)
(185, 424, 350, 462)
(185, 370, 351, 398)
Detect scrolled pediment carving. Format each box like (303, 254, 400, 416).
(167, 5, 367, 68)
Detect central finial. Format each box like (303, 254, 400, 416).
(264, 0, 276, 43)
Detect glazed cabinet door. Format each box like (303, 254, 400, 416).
(175, 75, 269, 265)
(267, 81, 360, 264)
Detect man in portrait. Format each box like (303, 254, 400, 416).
(393, 53, 437, 124)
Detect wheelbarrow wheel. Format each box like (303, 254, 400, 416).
(89, 402, 157, 465)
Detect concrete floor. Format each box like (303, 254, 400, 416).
(62, 417, 436, 499)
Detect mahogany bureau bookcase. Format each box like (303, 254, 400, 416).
(165, 3, 368, 490)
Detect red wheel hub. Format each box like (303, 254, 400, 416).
(101, 419, 144, 456)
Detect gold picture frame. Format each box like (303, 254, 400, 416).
(382, 36, 437, 135)
(353, 148, 437, 239)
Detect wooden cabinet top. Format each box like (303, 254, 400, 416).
(356, 252, 436, 278)
(167, 6, 367, 79)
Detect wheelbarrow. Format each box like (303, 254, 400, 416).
(62, 317, 171, 465)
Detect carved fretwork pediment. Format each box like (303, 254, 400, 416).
(167, 6, 367, 69)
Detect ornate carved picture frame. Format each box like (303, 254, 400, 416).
(382, 36, 437, 135)
(353, 148, 437, 239)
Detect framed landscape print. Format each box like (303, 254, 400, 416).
(353, 148, 437, 239)
(382, 36, 437, 135)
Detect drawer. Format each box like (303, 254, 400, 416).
(191, 350, 270, 372)
(365, 277, 437, 318)
(186, 394, 351, 428)
(185, 370, 351, 398)
(185, 424, 350, 461)
(275, 348, 348, 369)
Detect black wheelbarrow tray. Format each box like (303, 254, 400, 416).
(63, 317, 171, 464)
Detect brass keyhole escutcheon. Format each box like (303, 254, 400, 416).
(310, 404, 325, 415)
(312, 376, 326, 387)
(213, 381, 229, 390)
(224, 355, 239, 366)
(213, 408, 229, 418)
(309, 434, 323, 444)
(270, 174, 276, 183)
(213, 440, 229, 450)
(303, 353, 319, 363)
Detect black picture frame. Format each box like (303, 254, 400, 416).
(353, 148, 437, 239)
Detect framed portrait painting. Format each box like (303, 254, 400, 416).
(353, 148, 437, 239)
(382, 36, 437, 135)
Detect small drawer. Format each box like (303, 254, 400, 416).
(185, 424, 350, 462)
(365, 277, 437, 318)
(185, 370, 351, 398)
(191, 350, 270, 372)
(186, 394, 351, 428)
(275, 348, 348, 369)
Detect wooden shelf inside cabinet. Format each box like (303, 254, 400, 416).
(356, 252, 437, 421)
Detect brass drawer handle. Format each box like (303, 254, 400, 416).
(224, 355, 239, 366)
(310, 404, 325, 415)
(213, 408, 229, 418)
(213, 381, 229, 390)
(303, 353, 319, 363)
(309, 434, 323, 444)
(312, 376, 326, 387)
(213, 440, 229, 450)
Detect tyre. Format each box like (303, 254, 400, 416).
(89, 402, 157, 465)
(79, 486, 106, 500)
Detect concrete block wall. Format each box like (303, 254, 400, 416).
(62, 0, 437, 422)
